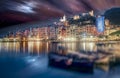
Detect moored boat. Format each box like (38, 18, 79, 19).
(48, 52, 94, 73)
(78, 51, 114, 65)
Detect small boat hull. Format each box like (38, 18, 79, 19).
(48, 53, 94, 73)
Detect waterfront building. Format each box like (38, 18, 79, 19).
(60, 15, 67, 22)
(73, 15, 80, 20)
(89, 10, 94, 16)
(2, 10, 120, 41)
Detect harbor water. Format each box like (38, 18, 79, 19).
(0, 41, 120, 78)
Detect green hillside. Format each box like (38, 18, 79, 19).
(110, 30, 120, 35)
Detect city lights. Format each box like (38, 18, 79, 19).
(63, 37, 77, 41)
(0, 11, 120, 42)
(0, 1, 120, 78)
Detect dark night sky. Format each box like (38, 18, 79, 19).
(0, 0, 120, 28)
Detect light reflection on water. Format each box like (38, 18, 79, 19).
(0, 41, 120, 78)
(0, 42, 98, 54)
(0, 42, 51, 55)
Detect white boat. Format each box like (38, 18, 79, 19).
(68, 51, 113, 65)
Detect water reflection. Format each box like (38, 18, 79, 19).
(0, 42, 20, 52)
(0, 42, 51, 55)
(0, 54, 48, 78)
(56, 42, 97, 52)
(0, 41, 120, 78)
(79, 42, 97, 52)
(0, 41, 120, 54)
